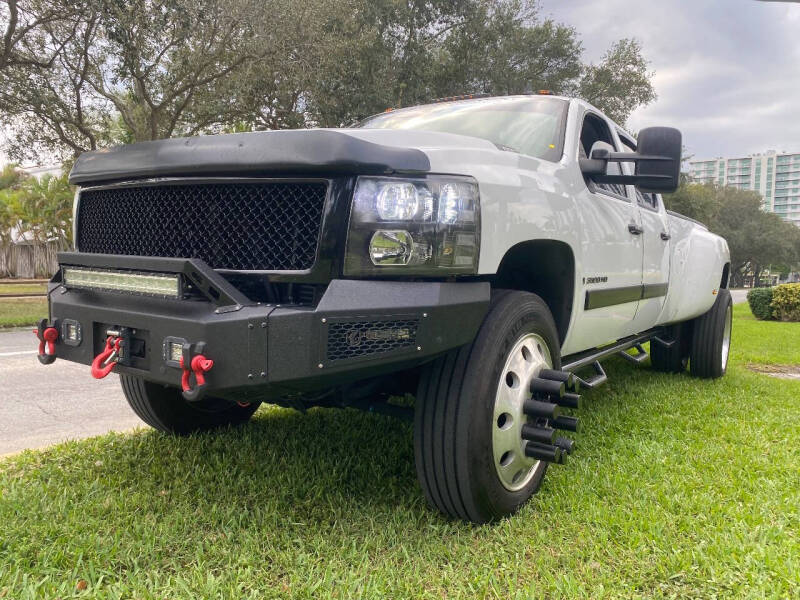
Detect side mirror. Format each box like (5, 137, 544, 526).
(579, 126, 682, 193)
(635, 127, 681, 193)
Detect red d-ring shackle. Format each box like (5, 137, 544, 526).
(36, 327, 58, 356)
(91, 335, 122, 379)
(34, 324, 59, 365)
(179, 354, 214, 401)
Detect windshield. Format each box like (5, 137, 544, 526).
(356, 96, 568, 162)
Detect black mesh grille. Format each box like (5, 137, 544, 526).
(77, 181, 327, 271)
(327, 319, 419, 361)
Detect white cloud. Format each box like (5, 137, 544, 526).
(539, 0, 800, 158)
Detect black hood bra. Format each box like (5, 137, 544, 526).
(69, 129, 431, 186)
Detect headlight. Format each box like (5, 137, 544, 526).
(345, 176, 480, 276)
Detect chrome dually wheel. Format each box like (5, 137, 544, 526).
(721, 303, 732, 370)
(492, 333, 552, 491)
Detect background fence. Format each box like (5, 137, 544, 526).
(0, 241, 65, 279)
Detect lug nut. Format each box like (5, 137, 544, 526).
(530, 377, 565, 398)
(551, 415, 580, 433)
(555, 392, 582, 410)
(538, 368, 576, 390)
(524, 442, 563, 463)
(522, 399, 560, 420)
(521, 423, 556, 444)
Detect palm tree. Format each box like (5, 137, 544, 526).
(14, 173, 74, 276)
(0, 167, 73, 277)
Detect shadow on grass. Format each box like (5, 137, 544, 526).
(89, 356, 656, 527)
(80, 404, 428, 526)
(65, 355, 663, 524)
(5, 352, 734, 538)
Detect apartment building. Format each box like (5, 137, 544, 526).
(688, 151, 800, 226)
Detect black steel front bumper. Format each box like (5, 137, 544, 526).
(46, 253, 489, 402)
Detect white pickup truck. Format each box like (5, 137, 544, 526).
(41, 94, 731, 523)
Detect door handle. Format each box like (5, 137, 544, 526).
(660, 231, 671, 241)
(628, 223, 644, 235)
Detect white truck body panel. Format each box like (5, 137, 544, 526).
(343, 98, 730, 356)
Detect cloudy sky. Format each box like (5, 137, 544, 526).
(538, 0, 800, 160)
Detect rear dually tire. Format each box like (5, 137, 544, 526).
(689, 288, 733, 379)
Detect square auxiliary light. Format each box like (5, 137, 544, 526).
(63, 267, 181, 298)
(168, 341, 183, 363)
(162, 336, 188, 368)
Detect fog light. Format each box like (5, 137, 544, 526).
(63, 267, 180, 298)
(61, 319, 82, 346)
(169, 342, 183, 362)
(162, 336, 188, 367)
(369, 230, 431, 266)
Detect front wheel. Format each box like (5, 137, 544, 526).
(414, 290, 562, 523)
(690, 288, 733, 379)
(120, 375, 259, 434)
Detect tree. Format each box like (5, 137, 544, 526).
(664, 182, 800, 287)
(2, 0, 287, 160)
(0, 168, 73, 277)
(578, 39, 656, 124)
(0, 0, 81, 71)
(1, 0, 659, 161)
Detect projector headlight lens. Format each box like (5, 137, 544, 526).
(345, 175, 480, 276)
(376, 182, 420, 220)
(63, 267, 181, 298)
(368, 230, 433, 266)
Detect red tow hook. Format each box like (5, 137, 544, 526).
(91, 335, 122, 379)
(34, 324, 59, 365)
(180, 354, 214, 401)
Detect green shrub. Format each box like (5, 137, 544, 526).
(747, 287, 774, 320)
(771, 283, 800, 322)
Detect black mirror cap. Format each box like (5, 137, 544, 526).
(635, 126, 682, 193)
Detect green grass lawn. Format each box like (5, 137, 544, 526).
(0, 298, 47, 328)
(0, 283, 47, 296)
(1, 304, 798, 598)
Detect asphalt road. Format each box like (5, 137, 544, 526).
(730, 288, 748, 305)
(0, 329, 142, 456)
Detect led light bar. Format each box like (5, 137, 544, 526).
(63, 267, 180, 298)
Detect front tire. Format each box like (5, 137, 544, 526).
(414, 290, 561, 523)
(689, 288, 733, 379)
(121, 375, 259, 434)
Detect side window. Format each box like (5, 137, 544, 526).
(579, 114, 627, 198)
(635, 189, 659, 210)
(619, 135, 660, 211)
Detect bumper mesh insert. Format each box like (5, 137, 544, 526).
(77, 180, 327, 271)
(327, 319, 419, 362)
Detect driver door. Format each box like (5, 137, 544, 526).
(563, 111, 644, 354)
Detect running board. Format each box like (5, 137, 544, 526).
(618, 343, 648, 364)
(572, 360, 607, 389)
(651, 335, 676, 348)
(561, 328, 663, 389)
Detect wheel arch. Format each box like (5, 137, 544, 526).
(491, 240, 575, 344)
